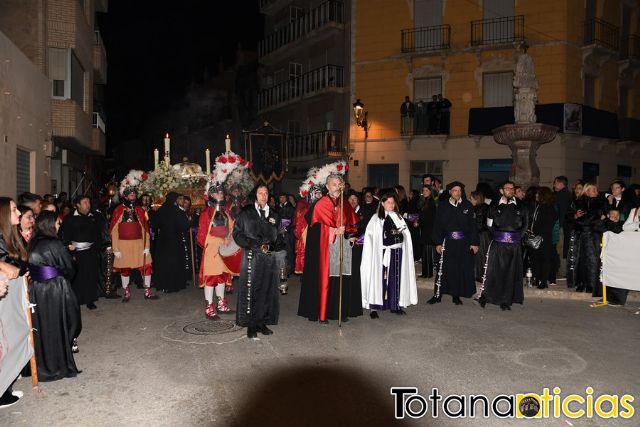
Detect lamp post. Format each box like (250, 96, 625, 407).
(352, 99, 368, 139)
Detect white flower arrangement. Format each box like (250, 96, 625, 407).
(204, 151, 253, 199)
(120, 169, 149, 196)
(141, 161, 181, 197)
(298, 160, 348, 197)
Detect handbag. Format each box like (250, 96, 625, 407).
(523, 205, 543, 250)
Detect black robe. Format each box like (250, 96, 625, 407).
(566, 195, 606, 294)
(482, 200, 528, 306)
(529, 203, 558, 286)
(418, 196, 437, 277)
(60, 211, 101, 305)
(152, 194, 191, 292)
(473, 203, 491, 282)
(28, 237, 82, 381)
(233, 205, 280, 327)
(432, 199, 479, 298)
(276, 202, 296, 275)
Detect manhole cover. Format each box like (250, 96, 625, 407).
(183, 320, 239, 335)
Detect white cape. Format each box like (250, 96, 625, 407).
(360, 212, 418, 309)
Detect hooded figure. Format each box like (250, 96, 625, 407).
(428, 181, 480, 305)
(152, 192, 190, 293)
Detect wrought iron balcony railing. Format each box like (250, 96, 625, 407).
(584, 18, 619, 51)
(259, 64, 344, 110)
(401, 25, 451, 53)
(288, 130, 344, 159)
(258, 0, 344, 58)
(471, 15, 524, 46)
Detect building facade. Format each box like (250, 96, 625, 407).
(348, 0, 640, 192)
(258, 0, 351, 192)
(0, 0, 108, 198)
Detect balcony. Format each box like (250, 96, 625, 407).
(93, 31, 107, 84)
(620, 35, 640, 60)
(287, 130, 345, 160)
(470, 15, 524, 46)
(259, 0, 288, 15)
(92, 111, 106, 133)
(584, 18, 619, 51)
(259, 64, 344, 111)
(258, 1, 344, 59)
(51, 99, 93, 151)
(401, 25, 451, 53)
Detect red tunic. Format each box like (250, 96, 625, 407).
(308, 195, 358, 321)
(293, 199, 310, 274)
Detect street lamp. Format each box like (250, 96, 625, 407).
(352, 99, 368, 138)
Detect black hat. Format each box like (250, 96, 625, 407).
(446, 181, 465, 191)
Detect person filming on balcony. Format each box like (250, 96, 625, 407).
(437, 94, 452, 134)
(400, 95, 414, 135)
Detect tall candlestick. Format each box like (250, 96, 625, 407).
(205, 148, 211, 175)
(225, 134, 231, 153)
(164, 133, 170, 164)
(153, 148, 159, 170)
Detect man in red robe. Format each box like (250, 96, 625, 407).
(297, 174, 359, 323)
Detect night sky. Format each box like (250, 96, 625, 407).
(100, 1, 263, 157)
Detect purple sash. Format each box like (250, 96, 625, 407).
(446, 231, 466, 240)
(29, 265, 61, 282)
(405, 214, 419, 222)
(355, 234, 365, 246)
(280, 219, 292, 229)
(492, 231, 521, 244)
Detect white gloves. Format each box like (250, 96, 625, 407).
(143, 249, 150, 256)
(113, 252, 122, 259)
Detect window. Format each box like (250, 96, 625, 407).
(415, 0, 442, 28)
(410, 160, 444, 191)
(71, 51, 85, 109)
(617, 165, 632, 185)
(289, 62, 302, 79)
(583, 162, 599, 181)
(289, 6, 303, 21)
(49, 48, 68, 98)
(16, 149, 30, 196)
(483, 72, 513, 107)
(479, 159, 512, 191)
(584, 75, 595, 107)
(414, 77, 442, 102)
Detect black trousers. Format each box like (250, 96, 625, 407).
(421, 243, 436, 278)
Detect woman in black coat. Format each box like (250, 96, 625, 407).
(529, 187, 558, 289)
(566, 183, 606, 294)
(406, 189, 422, 261)
(152, 192, 191, 293)
(28, 211, 82, 381)
(418, 186, 437, 278)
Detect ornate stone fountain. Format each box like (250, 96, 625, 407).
(492, 42, 558, 188)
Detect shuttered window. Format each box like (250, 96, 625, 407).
(16, 149, 30, 196)
(49, 48, 69, 98)
(70, 51, 85, 109)
(483, 72, 513, 107)
(414, 77, 442, 102)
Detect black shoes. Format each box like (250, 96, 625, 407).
(476, 295, 487, 308)
(500, 303, 511, 311)
(426, 295, 441, 304)
(319, 320, 329, 324)
(86, 303, 97, 310)
(391, 309, 406, 315)
(369, 311, 379, 319)
(258, 324, 273, 335)
(452, 296, 463, 305)
(247, 327, 258, 339)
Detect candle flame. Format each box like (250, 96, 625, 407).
(165, 133, 169, 138)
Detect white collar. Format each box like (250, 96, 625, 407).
(449, 198, 461, 207)
(499, 197, 517, 205)
(255, 202, 269, 217)
(354, 205, 360, 213)
(73, 210, 92, 217)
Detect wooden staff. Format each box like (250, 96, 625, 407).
(22, 276, 38, 387)
(338, 183, 344, 328)
(189, 228, 197, 287)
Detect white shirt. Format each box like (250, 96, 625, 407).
(623, 208, 640, 231)
(499, 196, 517, 205)
(255, 202, 269, 218)
(449, 197, 461, 207)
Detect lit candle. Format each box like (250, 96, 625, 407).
(225, 134, 231, 153)
(205, 148, 211, 175)
(164, 133, 170, 164)
(153, 148, 159, 170)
